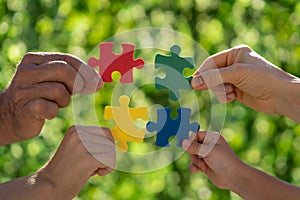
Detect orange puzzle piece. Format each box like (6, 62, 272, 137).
(104, 95, 147, 151)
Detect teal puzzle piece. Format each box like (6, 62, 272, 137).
(154, 45, 195, 100)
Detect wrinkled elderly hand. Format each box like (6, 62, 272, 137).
(0, 53, 102, 145)
(191, 45, 300, 122)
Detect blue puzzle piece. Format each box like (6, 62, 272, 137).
(154, 45, 195, 100)
(146, 107, 200, 147)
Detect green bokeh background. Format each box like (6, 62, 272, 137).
(1, 0, 300, 199)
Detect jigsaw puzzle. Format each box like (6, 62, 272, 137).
(146, 107, 200, 147)
(155, 45, 195, 100)
(104, 95, 147, 151)
(88, 42, 144, 84)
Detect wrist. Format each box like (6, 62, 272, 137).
(29, 172, 57, 199)
(0, 172, 58, 200)
(37, 168, 72, 200)
(0, 89, 16, 145)
(38, 157, 93, 200)
(276, 78, 300, 122)
(227, 161, 250, 195)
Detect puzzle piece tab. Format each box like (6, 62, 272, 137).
(146, 107, 199, 147)
(104, 95, 147, 151)
(155, 45, 195, 100)
(88, 42, 144, 84)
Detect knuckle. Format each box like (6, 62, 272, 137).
(230, 45, 253, 63)
(240, 45, 252, 52)
(22, 52, 36, 62)
(15, 61, 38, 78)
(16, 64, 27, 72)
(15, 63, 31, 75)
(57, 53, 69, 61)
(235, 45, 253, 61)
(64, 54, 76, 63)
(233, 44, 252, 52)
(64, 126, 82, 147)
(63, 53, 82, 65)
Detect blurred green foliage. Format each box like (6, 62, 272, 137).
(1, 0, 300, 199)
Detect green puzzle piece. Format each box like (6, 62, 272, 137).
(154, 45, 195, 100)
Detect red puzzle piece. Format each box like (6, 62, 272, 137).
(88, 42, 144, 84)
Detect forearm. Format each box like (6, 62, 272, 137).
(0, 172, 58, 200)
(0, 90, 15, 145)
(276, 78, 300, 123)
(230, 162, 300, 200)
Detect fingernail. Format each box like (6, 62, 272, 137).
(193, 76, 204, 87)
(182, 140, 191, 149)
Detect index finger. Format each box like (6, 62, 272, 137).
(21, 53, 102, 94)
(194, 44, 252, 75)
(21, 52, 84, 69)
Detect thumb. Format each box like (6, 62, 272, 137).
(191, 64, 245, 90)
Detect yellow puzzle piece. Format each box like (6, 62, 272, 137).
(104, 95, 147, 151)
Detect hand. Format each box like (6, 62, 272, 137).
(183, 132, 300, 199)
(182, 131, 243, 190)
(39, 126, 116, 200)
(0, 125, 115, 200)
(191, 45, 300, 122)
(0, 53, 103, 145)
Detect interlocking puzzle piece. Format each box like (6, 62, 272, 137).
(88, 42, 144, 84)
(155, 45, 195, 100)
(146, 107, 199, 147)
(104, 95, 147, 151)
